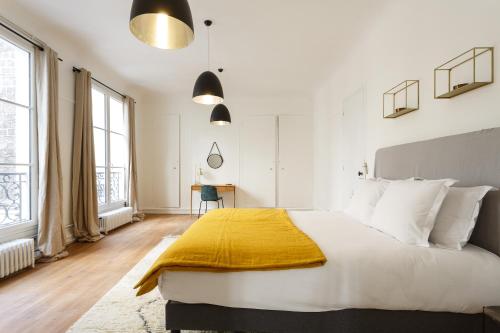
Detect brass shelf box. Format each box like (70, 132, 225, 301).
(434, 47, 494, 99)
(383, 80, 419, 119)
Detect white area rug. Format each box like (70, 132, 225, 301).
(67, 237, 213, 333)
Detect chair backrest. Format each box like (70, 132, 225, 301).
(201, 185, 219, 201)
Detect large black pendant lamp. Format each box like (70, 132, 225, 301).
(129, 0, 194, 49)
(210, 104, 231, 126)
(192, 20, 224, 105)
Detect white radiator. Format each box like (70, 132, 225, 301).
(99, 207, 134, 234)
(0, 238, 35, 278)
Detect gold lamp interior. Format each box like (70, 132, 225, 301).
(192, 94, 224, 105)
(130, 13, 194, 49)
(211, 120, 230, 126)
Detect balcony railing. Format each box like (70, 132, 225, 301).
(96, 170, 124, 205)
(96, 171, 105, 204)
(0, 170, 123, 225)
(0, 172, 27, 225)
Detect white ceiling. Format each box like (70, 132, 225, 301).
(10, 0, 386, 97)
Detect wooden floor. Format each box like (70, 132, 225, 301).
(0, 214, 194, 333)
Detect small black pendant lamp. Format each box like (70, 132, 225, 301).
(210, 104, 231, 126)
(129, 0, 194, 49)
(192, 20, 224, 105)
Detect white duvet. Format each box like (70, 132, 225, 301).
(158, 211, 500, 314)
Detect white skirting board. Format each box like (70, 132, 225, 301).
(141, 208, 191, 215)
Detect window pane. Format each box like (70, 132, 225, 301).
(93, 128, 106, 167)
(0, 37, 30, 107)
(109, 97, 124, 134)
(96, 167, 106, 205)
(110, 133, 126, 167)
(92, 89, 105, 129)
(0, 102, 30, 164)
(0, 165, 30, 226)
(110, 167, 125, 202)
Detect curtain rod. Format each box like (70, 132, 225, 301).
(0, 21, 63, 62)
(73, 67, 133, 102)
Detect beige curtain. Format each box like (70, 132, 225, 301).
(35, 47, 68, 259)
(125, 96, 143, 221)
(71, 69, 102, 242)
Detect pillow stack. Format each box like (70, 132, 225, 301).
(344, 179, 389, 223)
(430, 186, 495, 249)
(344, 178, 495, 249)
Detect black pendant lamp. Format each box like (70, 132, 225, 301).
(129, 0, 194, 49)
(192, 20, 224, 105)
(210, 104, 231, 126)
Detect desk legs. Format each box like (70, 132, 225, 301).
(190, 190, 193, 217)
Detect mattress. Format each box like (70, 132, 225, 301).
(158, 210, 500, 314)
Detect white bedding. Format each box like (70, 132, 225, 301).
(158, 211, 500, 314)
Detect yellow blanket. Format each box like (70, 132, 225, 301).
(134, 208, 326, 296)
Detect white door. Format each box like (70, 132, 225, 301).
(341, 88, 366, 208)
(152, 114, 180, 208)
(278, 115, 313, 209)
(239, 116, 276, 207)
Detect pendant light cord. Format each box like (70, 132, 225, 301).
(207, 23, 211, 70)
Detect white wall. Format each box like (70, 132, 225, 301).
(136, 93, 312, 213)
(1, 3, 146, 243)
(313, 0, 500, 211)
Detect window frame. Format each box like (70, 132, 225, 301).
(91, 82, 128, 214)
(0, 27, 38, 243)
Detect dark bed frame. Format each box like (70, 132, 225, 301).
(166, 302, 484, 333)
(165, 128, 500, 333)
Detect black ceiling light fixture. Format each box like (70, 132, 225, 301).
(192, 20, 224, 105)
(210, 104, 231, 126)
(129, 0, 194, 50)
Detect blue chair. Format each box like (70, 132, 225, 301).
(198, 185, 224, 217)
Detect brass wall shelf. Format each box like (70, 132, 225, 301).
(383, 80, 419, 119)
(384, 108, 418, 118)
(434, 47, 494, 99)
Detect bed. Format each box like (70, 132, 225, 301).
(162, 128, 500, 333)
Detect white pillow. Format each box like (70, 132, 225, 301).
(344, 179, 389, 223)
(430, 186, 496, 250)
(370, 179, 457, 246)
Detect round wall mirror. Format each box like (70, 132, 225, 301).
(207, 142, 224, 169)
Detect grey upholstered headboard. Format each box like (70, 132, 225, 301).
(374, 128, 500, 256)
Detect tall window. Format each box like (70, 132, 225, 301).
(0, 30, 37, 242)
(92, 84, 127, 212)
